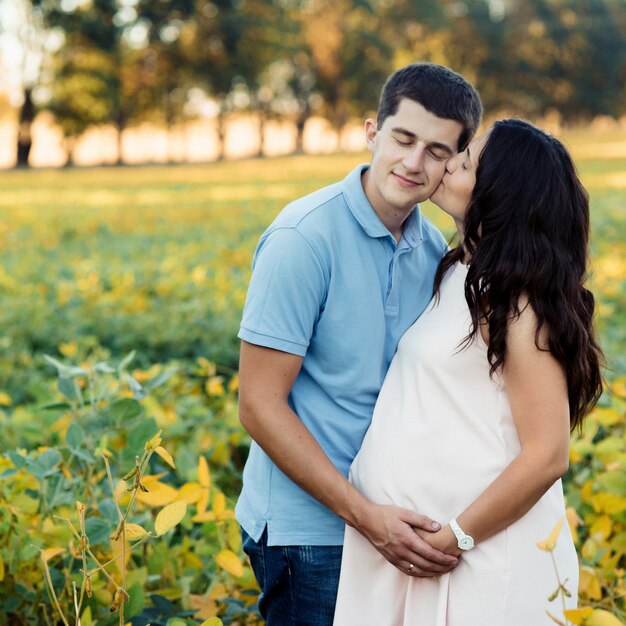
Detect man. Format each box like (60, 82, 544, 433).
(236, 63, 483, 624)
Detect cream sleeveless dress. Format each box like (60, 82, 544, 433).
(333, 261, 578, 626)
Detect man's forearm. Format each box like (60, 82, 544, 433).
(240, 399, 369, 526)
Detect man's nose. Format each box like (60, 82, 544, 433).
(402, 144, 426, 173)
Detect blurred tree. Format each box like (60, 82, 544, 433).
(134, 0, 195, 161)
(301, 0, 393, 142)
(181, 0, 282, 159)
(1, 0, 59, 167)
(42, 0, 129, 163)
(46, 40, 115, 165)
(501, 0, 626, 121)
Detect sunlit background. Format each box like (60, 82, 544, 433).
(0, 0, 625, 167)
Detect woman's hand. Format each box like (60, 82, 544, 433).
(415, 525, 462, 558)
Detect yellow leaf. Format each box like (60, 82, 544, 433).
(200, 619, 224, 626)
(155, 446, 176, 469)
(205, 376, 225, 397)
(122, 523, 148, 541)
(564, 607, 594, 625)
(537, 518, 563, 552)
(43, 547, 66, 562)
(155, 501, 187, 536)
(227, 374, 239, 393)
(184, 551, 205, 570)
(189, 595, 219, 619)
(145, 430, 163, 451)
(59, 340, 78, 357)
(592, 407, 623, 426)
(590, 493, 626, 515)
(208, 582, 227, 599)
(586, 609, 626, 626)
(0, 554, 5, 582)
(589, 515, 613, 541)
(110, 535, 131, 572)
(177, 483, 203, 504)
(196, 489, 210, 515)
(215, 549, 244, 577)
(566, 507, 582, 545)
(197, 357, 216, 377)
(0, 392, 12, 406)
(227, 519, 242, 553)
(212, 492, 226, 516)
(579, 566, 603, 600)
(609, 376, 626, 399)
(582, 538, 598, 562)
(198, 456, 211, 489)
(136, 480, 178, 507)
(192, 511, 216, 523)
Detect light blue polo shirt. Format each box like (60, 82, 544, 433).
(236, 164, 447, 546)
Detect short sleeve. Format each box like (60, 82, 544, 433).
(238, 227, 328, 357)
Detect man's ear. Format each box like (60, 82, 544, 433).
(364, 118, 378, 151)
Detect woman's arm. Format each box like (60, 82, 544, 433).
(421, 300, 571, 556)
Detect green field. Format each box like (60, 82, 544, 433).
(0, 130, 625, 624)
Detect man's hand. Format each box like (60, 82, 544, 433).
(355, 503, 459, 577)
(414, 524, 462, 558)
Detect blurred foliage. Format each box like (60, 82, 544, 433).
(7, 0, 626, 165)
(0, 133, 624, 620)
(0, 352, 259, 625)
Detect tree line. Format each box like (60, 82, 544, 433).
(7, 0, 626, 167)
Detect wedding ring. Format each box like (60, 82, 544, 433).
(407, 563, 414, 573)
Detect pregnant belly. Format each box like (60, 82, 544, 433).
(350, 423, 510, 523)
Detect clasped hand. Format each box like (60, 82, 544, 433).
(359, 503, 460, 577)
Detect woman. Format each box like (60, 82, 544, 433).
(333, 119, 603, 625)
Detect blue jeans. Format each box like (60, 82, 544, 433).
(242, 528, 343, 626)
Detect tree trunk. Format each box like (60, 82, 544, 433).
(216, 108, 226, 161)
(257, 109, 266, 158)
(15, 89, 35, 168)
(64, 136, 76, 167)
(115, 110, 128, 165)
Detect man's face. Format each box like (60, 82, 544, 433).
(363, 98, 463, 219)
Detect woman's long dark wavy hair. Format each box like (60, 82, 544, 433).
(434, 118, 604, 431)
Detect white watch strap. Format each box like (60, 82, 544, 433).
(450, 517, 475, 550)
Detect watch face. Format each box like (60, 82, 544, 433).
(459, 536, 474, 550)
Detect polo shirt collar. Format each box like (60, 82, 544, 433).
(342, 164, 424, 247)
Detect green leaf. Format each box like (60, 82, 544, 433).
(44, 355, 89, 379)
(118, 350, 136, 372)
(125, 583, 145, 619)
(598, 470, 626, 494)
(128, 419, 158, 454)
(41, 402, 72, 411)
(7, 451, 27, 468)
(66, 422, 85, 448)
(84, 517, 111, 545)
(144, 369, 177, 392)
(92, 362, 115, 374)
(124, 373, 146, 400)
(58, 377, 80, 402)
(110, 398, 142, 422)
(37, 449, 62, 471)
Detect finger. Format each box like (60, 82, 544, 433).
(405, 552, 457, 575)
(403, 512, 442, 533)
(396, 560, 434, 578)
(408, 537, 458, 566)
(389, 545, 456, 574)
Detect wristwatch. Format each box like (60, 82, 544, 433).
(449, 518, 475, 551)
